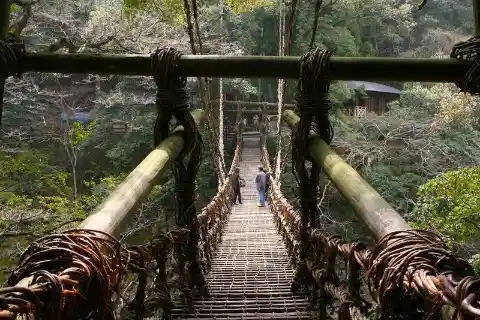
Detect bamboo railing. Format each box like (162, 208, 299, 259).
(282, 109, 410, 238)
(17, 52, 471, 81)
(79, 109, 206, 237)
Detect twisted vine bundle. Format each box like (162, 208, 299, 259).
(152, 47, 206, 308)
(290, 47, 334, 306)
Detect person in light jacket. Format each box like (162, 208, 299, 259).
(255, 167, 267, 207)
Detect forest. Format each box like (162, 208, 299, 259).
(0, 0, 479, 285)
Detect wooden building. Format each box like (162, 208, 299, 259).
(346, 81, 401, 117)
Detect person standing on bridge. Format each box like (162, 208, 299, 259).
(253, 114, 259, 131)
(231, 167, 243, 205)
(255, 167, 267, 207)
(264, 170, 271, 201)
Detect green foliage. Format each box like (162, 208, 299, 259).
(418, 0, 427, 10)
(122, 0, 185, 25)
(330, 82, 354, 109)
(0, 151, 69, 197)
(9, 3, 21, 13)
(123, 0, 145, 10)
(299, 79, 480, 243)
(469, 254, 480, 274)
(122, 0, 274, 27)
(38, 196, 86, 219)
(225, 0, 274, 14)
(364, 165, 426, 212)
(411, 166, 480, 243)
(42, 171, 70, 196)
(69, 121, 95, 147)
(5, 195, 33, 210)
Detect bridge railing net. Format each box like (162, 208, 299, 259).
(197, 143, 241, 274)
(261, 146, 300, 267)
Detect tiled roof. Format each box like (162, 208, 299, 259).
(346, 81, 401, 94)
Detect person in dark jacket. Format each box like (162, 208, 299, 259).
(231, 167, 243, 204)
(264, 170, 271, 200)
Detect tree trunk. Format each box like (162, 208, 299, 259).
(217, 0, 226, 190)
(191, 0, 203, 53)
(309, 0, 323, 49)
(183, 0, 197, 54)
(72, 162, 78, 199)
(285, 0, 298, 56)
(183, 0, 225, 185)
(274, 0, 287, 180)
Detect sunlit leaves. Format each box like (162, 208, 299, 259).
(430, 83, 479, 127)
(412, 166, 480, 243)
(123, 0, 144, 10)
(122, 0, 185, 25)
(122, 0, 273, 26)
(164, 0, 185, 25)
(418, 0, 427, 10)
(396, 82, 479, 128)
(9, 3, 21, 14)
(68, 121, 96, 147)
(225, 0, 275, 14)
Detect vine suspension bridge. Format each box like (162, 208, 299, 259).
(172, 135, 312, 319)
(1, 1, 480, 319)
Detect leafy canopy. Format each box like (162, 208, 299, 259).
(224, 0, 274, 14)
(123, 0, 185, 25)
(69, 121, 96, 147)
(122, 0, 273, 26)
(411, 166, 480, 243)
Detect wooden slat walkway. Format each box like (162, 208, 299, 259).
(173, 135, 311, 319)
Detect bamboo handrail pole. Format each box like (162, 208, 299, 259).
(18, 52, 471, 82)
(283, 109, 410, 239)
(79, 109, 205, 236)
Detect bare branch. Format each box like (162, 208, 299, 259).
(0, 218, 83, 239)
(46, 35, 115, 53)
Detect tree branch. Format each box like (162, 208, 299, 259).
(46, 35, 115, 53)
(46, 37, 77, 53)
(309, 0, 323, 49)
(0, 217, 83, 239)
